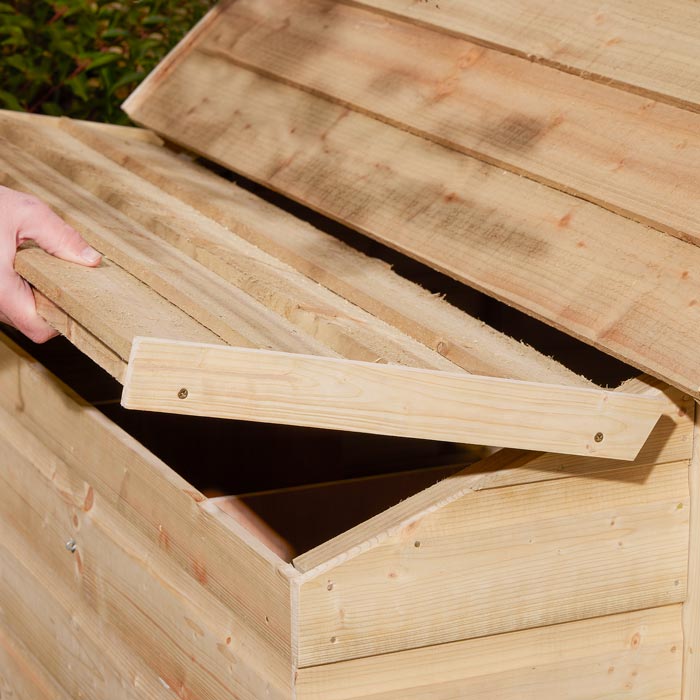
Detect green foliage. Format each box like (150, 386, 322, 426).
(0, 0, 215, 123)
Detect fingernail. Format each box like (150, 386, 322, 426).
(80, 246, 101, 264)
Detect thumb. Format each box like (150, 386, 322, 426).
(17, 198, 101, 267)
(0, 269, 57, 343)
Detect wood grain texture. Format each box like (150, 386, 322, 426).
(61, 116, 590, 386)
(203, 0, 700, 247)
(296, 457, 689, 665)
(1, 115, 458, 372)
(32, 289, 127, 381)
(122, 337, 663, 460)
(123, 56, 700, 398)
(293, 380, 692, 577)
(0, 137, 335, 357)
(0, 332, 296, 699)
(17, 247, 222, 361)
(296, 606, 684, 700)
(683, 407, 700, 698)
(347, 0, 700, 111)
(0, 624, 70, 700)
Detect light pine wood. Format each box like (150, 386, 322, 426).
(0, 107, 163, 144)
(683, 407, 700, 698)
(346, 0, 700, 111)
(123, 56, 700, 398)
(293, 377, 692, 571)
(0, 624, 70, 700)
(122, 337, 663, 460)
(0, 332, 296, 699)
(1, 115, 457, 373)
(60, 116, 590, 386)
(17, 247, 222, 361)
(0, 138, 336, 357)
(32, 290, 127, 381)
(295, 606, 684, 700)
(203, 0, 700, 247)
(296, 456, 689, 665)
(0, 405, 292, 700)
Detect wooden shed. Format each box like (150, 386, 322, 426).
(1, 1, 699, 698)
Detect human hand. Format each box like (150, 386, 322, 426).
(0, 186, 101, 342)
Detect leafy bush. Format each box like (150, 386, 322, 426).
(0, 0, 214, 123)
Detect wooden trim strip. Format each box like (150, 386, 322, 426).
(122, 337, 663, 460)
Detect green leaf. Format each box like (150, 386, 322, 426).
(142, 14, 169, 26)
(101, 27, 128, 39)
(85, 51, 121, 70)
(0, 2, 17, 12)
(0, 89, 22, 110)
(109, 69, 144, 94)
(66, 73, 88, 100)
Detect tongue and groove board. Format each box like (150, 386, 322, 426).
(124, 0, 700, 399)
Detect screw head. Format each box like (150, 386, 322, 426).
(65, 539, 77, 553)
(594, 432, 604, 443)
(177, 388, 189, 400)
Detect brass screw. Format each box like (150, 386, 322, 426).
(178, 388, 189, 400)
(594, 432, 604, 443)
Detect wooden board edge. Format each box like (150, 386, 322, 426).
(122, 337, 664, 461)
(682, 402, 700, 698)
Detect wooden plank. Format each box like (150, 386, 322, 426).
(0, 138, 336, 357)
(296, 606, 684, 700)
(0, 107, 163, 144)
(683, 407, 700, 698)
(16, 246, 222, 361)
(346, 0, 700, 112)
(202, 0, 700, 247)
(61, 116, 591, 386)
(0, 332, 296, 699)
(31, 289, 127, 381)
(296, 456, 689, 665)
(124, 57, 700, 398)
(122, 337, 663, 460)
(0, 624, 70, 700)
(293, 380, 693, 572)
(1, 115, 458, 372)
(0, 404, 293, 700)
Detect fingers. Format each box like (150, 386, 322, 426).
(14, 194, 101, 267)
(0, 269, 57, 343)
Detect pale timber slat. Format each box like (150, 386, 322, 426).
(0, 333, 296, 698)
(0, 404, 291, 700)
(16, 247, 221, 361)
(683, 408, 700, 698)
(32, 289, 127, 382)
(0, 115, 458, 372)
(122, 337, 664, 460)
(295, 606, 684, 700)
(123, 58, 700, 398)
(0, 624, 71, 700)
(294, 380, 692, 573)
(203, 0, 700, 247)
(347, 0, 700, 112)
(0, 138, 336, 357)
(296, 457, 689, 665)
(61, 116, 589, 386)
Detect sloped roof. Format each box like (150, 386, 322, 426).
(123, 0, 700, 398)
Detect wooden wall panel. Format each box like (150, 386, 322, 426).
(0, 333, 296, 700)
(296, 606, 684, 700)
(297, 457, 689, 665)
